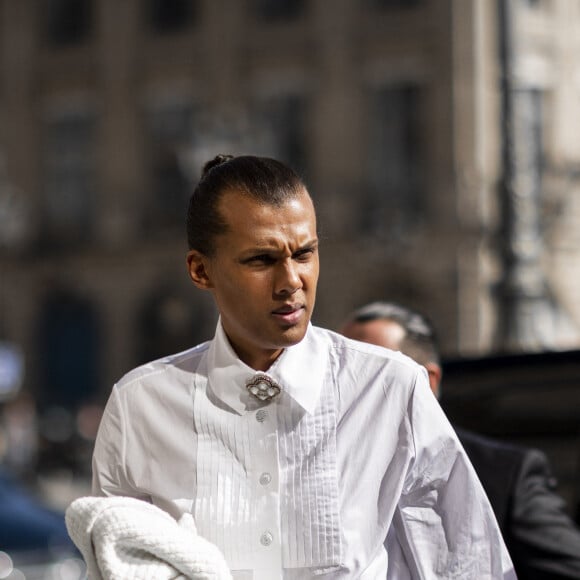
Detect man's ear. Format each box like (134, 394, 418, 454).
(424, 362, 443, 399)
(186, 250, 213, 290)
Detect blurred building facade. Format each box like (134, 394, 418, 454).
(1, 0, 580, 416)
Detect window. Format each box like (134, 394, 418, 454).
(518, 88, 544, 188)
(145, 100, 196, 231)
(146, 0, 197, 33)
(252, 94, 308, 176)
(369, 0, 421, 8)
(254, 0, 304, 21)
(508, 88, 544, 208)
(37, 292, 100, 410)
(42, 107, 96, 245)
(137, 289, 217, 364)
(364, 84, 424, 238)
(45, 0, 92, 46)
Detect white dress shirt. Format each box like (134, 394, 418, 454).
(92, 321, 515, 579)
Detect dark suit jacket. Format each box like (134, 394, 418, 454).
(456, 428, 580, 580)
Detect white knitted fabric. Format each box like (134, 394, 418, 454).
(65, 496, 232, 580)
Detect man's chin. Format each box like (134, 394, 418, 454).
(275, 323, 309, 348)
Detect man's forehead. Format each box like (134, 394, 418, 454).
(214, 188, 317, 243)
(347, 319, 406, 350)
(218, 188, 316, 221)
(219, 186, 313, 205)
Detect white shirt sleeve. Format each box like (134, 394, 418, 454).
(92, 385, 146, 500)
(393, 371, 516, 579)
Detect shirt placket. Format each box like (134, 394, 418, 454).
(252, 405, 282, 580)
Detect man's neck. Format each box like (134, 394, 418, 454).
(228, 340, 284, 372)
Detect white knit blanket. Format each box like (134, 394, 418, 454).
(65, 496, 232, 580)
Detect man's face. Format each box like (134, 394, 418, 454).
(340, 319, 405, 351)
(187, 187, 319, 371)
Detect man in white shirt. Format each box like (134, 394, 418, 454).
(91, 154, 515, 578)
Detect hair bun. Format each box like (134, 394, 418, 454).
(202, 154, 234, 177)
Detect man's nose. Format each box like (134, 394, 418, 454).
(275, 260, 302, 295)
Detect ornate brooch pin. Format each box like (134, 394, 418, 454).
(246, 374, 281, 403)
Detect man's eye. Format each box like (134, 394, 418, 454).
(248, 255, 274, 265)
(294, 249, 314, 261)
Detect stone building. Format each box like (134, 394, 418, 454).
(0, 0, 579, 415)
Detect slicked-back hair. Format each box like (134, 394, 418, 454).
(186, 154, 308, 256)
(348, 301, 440, 366)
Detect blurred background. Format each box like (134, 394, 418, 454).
(1, 0, 580, 576)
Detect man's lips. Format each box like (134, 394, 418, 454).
(271, 305, 305, 324)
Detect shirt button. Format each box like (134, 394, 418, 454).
(260, 531, 273, 546)
(256, 409, 268, 422)
(259, 472, 272, 486)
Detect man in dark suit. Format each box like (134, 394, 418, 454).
(339, 301, 580, 580)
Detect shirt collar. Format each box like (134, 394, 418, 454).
(206, 318, 327, 416)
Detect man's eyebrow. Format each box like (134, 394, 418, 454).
(240, 243, 279, 253)
(246, 237, 319, 251)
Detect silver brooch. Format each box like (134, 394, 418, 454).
(246, 374, 281, 403)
